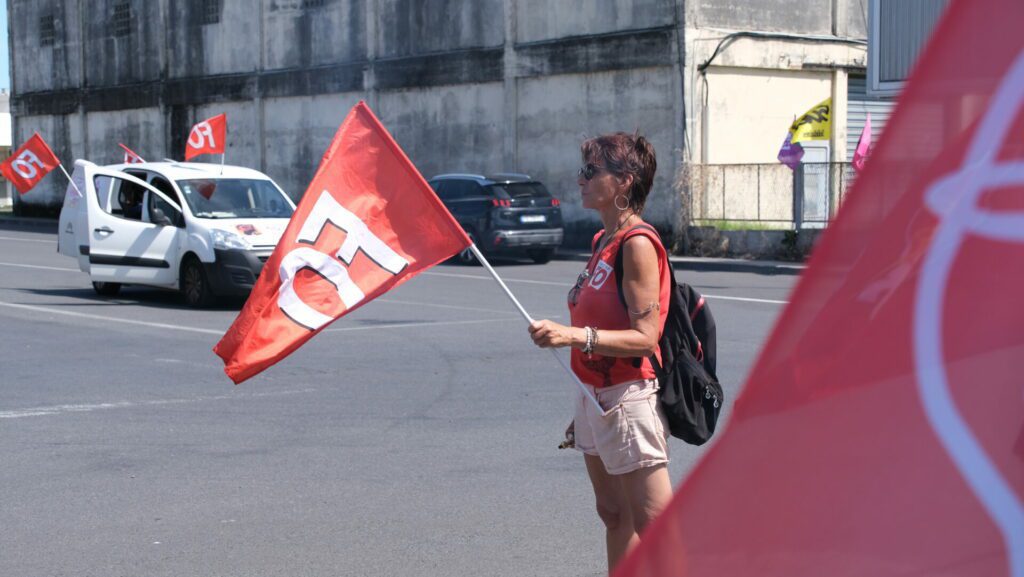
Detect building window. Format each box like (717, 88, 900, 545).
(202, 0, 221, 25)
(113, 2, 131, 37)
(302, 0, 328, 9)
(39, 15, 56, 46)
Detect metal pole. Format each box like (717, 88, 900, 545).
(469, 244, 608, 416)
(58, 164, 83, 198)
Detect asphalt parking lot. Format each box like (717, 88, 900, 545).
(0, 223, 797, 577)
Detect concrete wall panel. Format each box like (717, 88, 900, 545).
(10, 0, 83, 93)
(691, 0, 832, 35)
(85, 108, 165, 165)
(377, 0, 502, 58)
(82, 0, 165, 87)
(376, 83, 505, 181)
(263, 0, 365, 70)
(516, 67, 678, 232)
(516, 0, 675, 43)
(261, 93, 364, 200)
(167, 0, 260, 78)
(192, 102, 260, 172)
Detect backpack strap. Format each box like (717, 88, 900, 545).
(611, 223, 665, 370)
(613, 223, 665, 309)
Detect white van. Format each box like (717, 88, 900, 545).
(58, 160, 296, 307)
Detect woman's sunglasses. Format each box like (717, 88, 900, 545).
(578, 163, 607, 181)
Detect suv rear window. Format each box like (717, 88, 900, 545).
(488, 182, 551, 199)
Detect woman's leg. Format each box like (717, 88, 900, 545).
(585, 454, 639, 572)
(619, 463, 673, 536)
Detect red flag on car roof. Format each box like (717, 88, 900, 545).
(184, 113, 227, 160)
(119, 143, 145, 164)
(0, 133, 61, 194)
(616, 0, 1024, 576)
(214, 102, 471, 384)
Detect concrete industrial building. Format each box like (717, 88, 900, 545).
(9, 0, 877, 245)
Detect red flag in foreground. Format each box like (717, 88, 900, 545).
(119, 143, 145, 164)
(184, 113, 226, 160)
(617, 0, 1024, 576)
(1, 133, 61, 194)
(214, 102, 470, 383)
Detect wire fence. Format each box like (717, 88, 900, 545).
(680, 162, 858, 229)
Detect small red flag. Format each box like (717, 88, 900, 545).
(214, 102, 471, 384)
(184, 113, 227, 160)
(1, 133, 61, 194)
(616, 0, 1024, 575)
(119, 143, 146, 164)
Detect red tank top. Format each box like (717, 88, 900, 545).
(568, 224, 671, 387)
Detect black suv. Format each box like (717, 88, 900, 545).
(428, 173, 564, 264)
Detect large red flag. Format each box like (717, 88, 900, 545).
(1, 133, 61, 194)
(617, 0, 1024, 576)
(214, 102, 470, 383)
(184, 113, 227, 160)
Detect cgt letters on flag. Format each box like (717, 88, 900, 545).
(214, 102, 470, 384)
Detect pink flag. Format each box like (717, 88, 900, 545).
(852, 112, 872, 172)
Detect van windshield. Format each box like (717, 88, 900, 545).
(176, 179, 294, 219)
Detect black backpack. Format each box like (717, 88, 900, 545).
(610, 224, 724, 446)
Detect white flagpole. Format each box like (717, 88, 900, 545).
(57, 163, 83, 198)
(220, 152, 226, 175)
(469, 243, 607, 416)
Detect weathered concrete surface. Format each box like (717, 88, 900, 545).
(262, 93, 365, 200)
(378, 83, 505, 182)
(515, 0, 675, 43)
(11, 0, 687, 245)
(377, 0, 502, 57)
(685, 225, 823, 260)
(516, 66, 680, 240)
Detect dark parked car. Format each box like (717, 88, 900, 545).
(428, 173, 564, 264)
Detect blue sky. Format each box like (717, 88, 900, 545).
(0, 4, 8, 91)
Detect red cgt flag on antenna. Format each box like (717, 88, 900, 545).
(1, 133, 61, 194)
(214, 102, 470, 384)
(119, 143, 145, 164)
(616, 0, 1024, 575)
(184, 113, 226, 160)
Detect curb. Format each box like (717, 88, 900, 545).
(554, 249, 805, 275)
(0, 215, 59, 232)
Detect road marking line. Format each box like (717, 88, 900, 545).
(421, 271, 790, 304)
(0, 236, 54, 243)
(0, 388, 317, 419)
(704, 294, 788, 305)
(0, 300, 531, 337)
(0, 261, 79, 272)
(323, 317, 521, 332)
(423, 270, 569, 286)
(0, 301, 227, 334)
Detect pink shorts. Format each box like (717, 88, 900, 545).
(573, 378, 670, 475)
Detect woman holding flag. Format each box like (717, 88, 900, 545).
(528, 132, 672, 572)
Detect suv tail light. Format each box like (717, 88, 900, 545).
(551, 198, 561, 207)
(491, 199, 511, 207)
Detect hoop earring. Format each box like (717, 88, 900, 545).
(614, 195, 630, 211)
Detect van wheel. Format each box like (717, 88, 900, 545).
(91, 281, 121, 296)
(457, 233, 479, 265)
(181, 256, 215, 308)
(528, 249, 554, 264)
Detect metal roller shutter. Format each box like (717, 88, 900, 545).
(847, 75, 896, 160)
